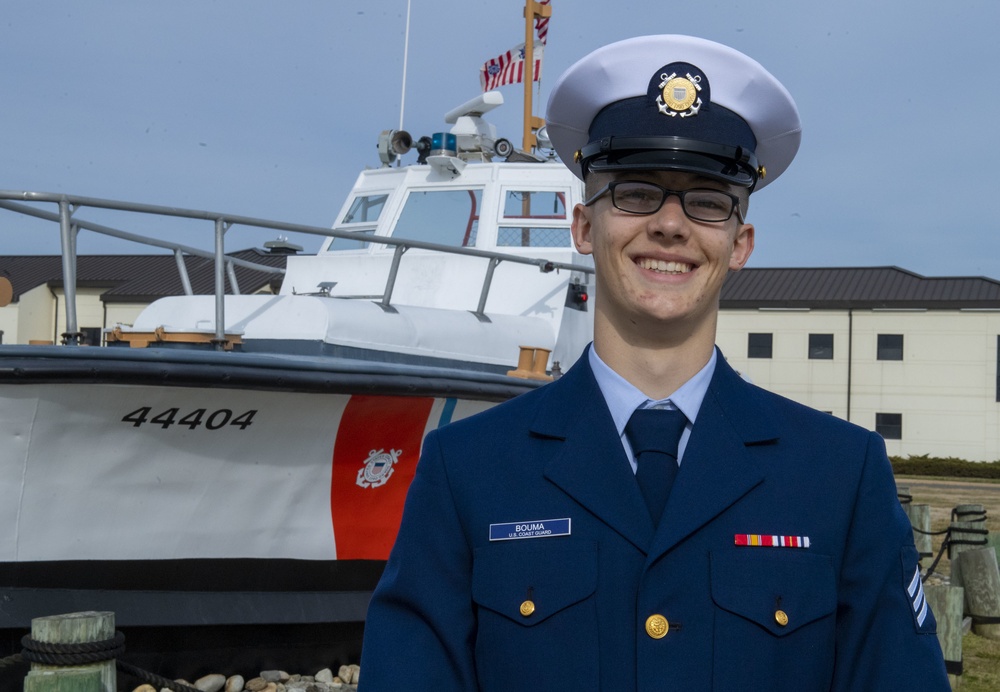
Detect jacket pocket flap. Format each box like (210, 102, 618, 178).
(473, 540, 597, 627)
(711, 550, 836, 636)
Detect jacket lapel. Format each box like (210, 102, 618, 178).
(532, 355, 655, 553)
(648, 354, 779, 562)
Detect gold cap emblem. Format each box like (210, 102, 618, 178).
(662, 77, 698, 112)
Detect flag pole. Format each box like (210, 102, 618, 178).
(522, 0, 551, 152)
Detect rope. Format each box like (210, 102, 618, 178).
(14, 631, 201, 692)
(0, 653, 24, 669)
(117, 659, 202, 692)
(947, 526, 989, 552)
(951, 508, 987, 522)
(922, 533, 951, 583)
(20, 632, 124, 665)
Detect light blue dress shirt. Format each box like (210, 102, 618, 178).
(588, 345, 716, 473)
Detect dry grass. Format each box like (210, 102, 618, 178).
(897, 475, 1000, 691)
(962, 631, 1000, 691)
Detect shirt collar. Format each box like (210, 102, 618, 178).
(588, 344, 716, 437)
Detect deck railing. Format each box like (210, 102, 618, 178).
(0, 191, 594, 347)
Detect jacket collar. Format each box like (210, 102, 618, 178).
(532, 347, 778, 557)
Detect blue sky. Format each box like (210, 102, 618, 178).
(4, 1, 999, 279)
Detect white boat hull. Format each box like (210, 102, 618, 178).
(1, 382, 494, 564)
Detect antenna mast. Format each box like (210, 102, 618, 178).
(399, 0, 412, 130)
(522, 0, 551, 152)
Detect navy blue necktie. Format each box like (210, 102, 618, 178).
(625, 407, 688, 525)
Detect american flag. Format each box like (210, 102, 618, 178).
(536, 0, 551, 45)
(479, 43, 544, 92)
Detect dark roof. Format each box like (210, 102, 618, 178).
(0, 249, 288, 303)
(721, 267, 1000, 309)
(3, 259, 997, 309)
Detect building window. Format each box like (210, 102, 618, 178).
(877, 334, 903, 361)
(80, 327, 103, 347)
(748, 333, 773, 359)
(808, 333, 834, 360)
(876, 413, 902, 440)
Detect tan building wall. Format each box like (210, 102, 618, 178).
(4, 290, 161, 346)
(105, 303, 148, 329)
(13, 285, 57, 344)
(52, 287, 109, 345)
(718, 309, 1000, 462)
(0, 305, 16, 345)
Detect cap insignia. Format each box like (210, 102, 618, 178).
(657, 72, 702, 118)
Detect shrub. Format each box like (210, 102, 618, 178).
(891, 454, 1000, 479)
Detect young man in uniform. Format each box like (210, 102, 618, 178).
(360, 34, 949, 691)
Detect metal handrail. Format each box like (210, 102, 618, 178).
(0, 190, 594, 347)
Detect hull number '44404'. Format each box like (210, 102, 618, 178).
(121, 407, 257, 431)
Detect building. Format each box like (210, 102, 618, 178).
(0, 248, 289, 346)
(717, 267, 1000, 462)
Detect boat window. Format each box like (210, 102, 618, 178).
(341, 194, 389, 224)
(394, 189, 482, 247)
(502, 190, 567, 219)
(329, 229, 376, 250)
(497, 227, 571, 247)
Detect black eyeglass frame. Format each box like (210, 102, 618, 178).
(583, 180, 746, 224)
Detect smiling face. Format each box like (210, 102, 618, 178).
(572, 170, 754, 354)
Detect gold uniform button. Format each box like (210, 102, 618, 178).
(775, 609, 789, 627)
(645, 614, 669, 639)
(519, 600, 535, 617)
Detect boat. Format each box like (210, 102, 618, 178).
(0, 90, 593, 681)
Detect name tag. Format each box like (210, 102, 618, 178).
(489, 518, 571, 541)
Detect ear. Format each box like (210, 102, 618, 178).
(571, 203, 594, 256)
(728, 222, 754, 271)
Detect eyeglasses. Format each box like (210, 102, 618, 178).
(584, 180, 745, 223)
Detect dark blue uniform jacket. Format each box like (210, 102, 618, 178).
(361, 350, 949, 691)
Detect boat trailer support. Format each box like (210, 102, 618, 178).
(58, 199, 82, 345)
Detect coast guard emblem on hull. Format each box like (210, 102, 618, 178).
(357, 448, 401, 488)
(657, 72, 702, 117)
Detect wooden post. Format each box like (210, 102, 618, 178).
(957, 547, 1000, 640)
(952, 504, 987, 524)
(925, 584, 965, 690)
(23, 611, 116, 692)
(987, 532, 1000, 566)
(949, 520, 990, 590)
(24, 670, 103, 692)
(910, 503, 933, 558)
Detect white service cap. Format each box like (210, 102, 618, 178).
(545, 35, 801, 190)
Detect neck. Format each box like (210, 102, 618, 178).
(592, 310, 717, 400)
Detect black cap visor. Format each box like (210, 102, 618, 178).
(581, 136, 760, 189)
